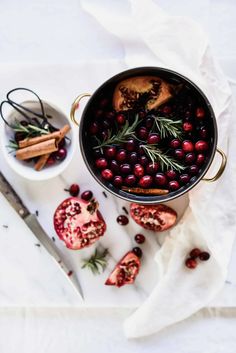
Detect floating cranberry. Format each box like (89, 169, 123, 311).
(174, 149, 185, 160)
(196, 154, 205, 165)
(125, 175, 136, 186)
(69, 184, 80, 197)
(134, 233, 145, 244)
(116, 113, 126, 125)
(139, 175, 153, 188)
(179, 174, 190, 184)
(132, 247, 143, 258)
(113, 175, 123, 188)
(95, 157, 108, 169)
(81, 190, 93, 201)
(104, 147, 116, 159)
(133, 164, 145, 177)
(147, 133, 161, 144)
(55, 148, 67, 161)
(137, 126, 148, 140)
(110, 160, 120, 172)
(183, 122, 193, 132)
(168, 180, 180, 190)
(117, 215, 129, 225)
(145, 117, 154, 128)
(199, 126, 208, 139)
(106, 111, 115, 120)
(195, 140, 208, 152)
(116, 149, 127, 162)
(139, 155, 149, 166)
(155, 173, 167, 186)
(170, 138, 181, 149)
(182, 140, 194, 153)
(101, 169, 113, 180)
(146, 162, 159, 175)
(189, 248, 202, 259)
(189, 165, 199, 175)
(199, 251, 210, 261)
(166, 169, 177, 180)
(185, 152, 196, 164)
(196, 107, 205, 119)
(128, 152, 138, 164)
(125, 138, 136, 152)
(162, 105, 172, 114)
(185, 258, 197, 269)
(120, 163, 131, 174)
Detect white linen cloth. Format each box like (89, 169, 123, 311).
(81, 0, 236, 338)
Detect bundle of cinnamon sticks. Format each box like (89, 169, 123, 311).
(16, 124, 70, 171)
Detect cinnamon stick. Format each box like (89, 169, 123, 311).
(34, 124, 71, 171)
(16, 139, 58, 161)
(19, 129, 65, 148)
(121, 186, 169, 195)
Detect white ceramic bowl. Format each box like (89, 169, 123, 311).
(0, 100, 76, 181)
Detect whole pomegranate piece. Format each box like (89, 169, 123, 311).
(53, 197, 106, 250)
(130, 203, 177, 232)
(105, 251, 141, 287)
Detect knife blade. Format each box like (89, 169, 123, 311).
(0, 172, 84, 300)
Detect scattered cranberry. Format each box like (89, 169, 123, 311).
(196, 154, 205, 165)
(81, 190, 93, 201)
(146, 162, 159, 174)
(189, 165, 199, 175)
(125, 174, 136, 186)
(196, 107, 205, 119)
(170, 139, 181, 148)
(199, 251, 210, 261)
(55, 148, 67, 161)
(179, 174, 190, 184)
(68, 184, 80, 197)
(116, 113, 126, 125)
(132, 247, 143, 258)
(174, 149, 185, 160)
(189, 248, 202, 259)
(183, 122, 193, 132)
(104, 146, 116, 159)
(195, 140, 209, 152)
(113, 175, 123, 187)
(166, 169, 177, 180)
(110, 160, 120, 173)
(134, 234, 146, 244)
(185, 152, 196, 164)
(95, 157, 108, 169)
(137, 126, 149, 140)
(139, 155, 149, 166)
(182, 140, 194, 153)
(120, 163, 132, 174)
(116, 149, 127, 162)
(117, 215, 129, 225)
(125, 138, 136, 151)
(101, 169, 113, 180)
(147, 133, 161, 144)
(133, 164, 144, 177)
(168, 180, 180, 190)
(185, 258, 197, 269)
(128, 152, 138, 164)
(155, 173, 167, 186)
(139, 175, 153, 188)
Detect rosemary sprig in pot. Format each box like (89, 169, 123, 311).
(81, 248, 109, 275)
(152, 115, 183, 139)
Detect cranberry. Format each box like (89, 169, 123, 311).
(95, 157, 108, 169)
(128, 152, 138, 164)
(58, 138, 66, 149)
(145, 162, 159, 175)
(199, 251, 210, 261)
(195, 140, 208, 152)
(138, 144, 145, 155)
(55, 148, 67, 161)
(174, 149, 185, 160)
(81, 190, 93, 201)
(116, 149, 127, 162)
(116, 113, 126, 125)
(104, 147, 116, 159)
(120, 163, 131, 174)
(183, 122, 193, 132)
(125, 138, 136, 152)
(134, 233, 145, 244)
(185, 110, 191, 119)
(166, 169, 177, 180)
(199, 126, 208, 139)
(196, 107, 205, 119)
(101, 169, 113, 180)
(133, 164, 144, 177)
(132, 247, 143, 258)
(46, 156, 56, 166)
(15, 132, 25, 142)
(147, 133, 161, 144)
(117, 215, 129, 225)
(93, 148, 102, 159)
(68, 184, 80, 197)
(113, 175, 123, 188)
(139, 155, 149, 166)
(139, 111, 146, 119)
(145, 117, 154, 128)
(196, 154, 205, 165)
(155, 173, 167, 186)
(99, 98, 109, 108)
(137, 126, 148, 140)
(110, 160, 120, 172)
(125, 174, 136, 186)
(106, 111, 115, 120)
(170, 139, 181, 148)
(189, 248, 201, 259)
(179, 174, 190, 184)
(189, 165, 199, 175)
(169, 180, 180, 190)
(138, 175, 153, 188)
(162, 105, 172, 114)
(95, 109, 103, 119)
(185, 152, 196, 164)
(182, 140, 194, 153)
(185, 258, 197, 269)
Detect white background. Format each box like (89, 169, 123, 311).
(1, 0, 236, 352)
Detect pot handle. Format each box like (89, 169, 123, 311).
(70, 93, 91, 126)
(202, 148, 227, 182)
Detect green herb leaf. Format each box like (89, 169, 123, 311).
(81, 248, 109, 275)
(152, 116, 183, 139)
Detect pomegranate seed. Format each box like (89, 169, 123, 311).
(170, 139, 181, 148)
(120, 163, 131, 174)
(185, 152, 196, 164)
(166, 169, 177, 180)
(195, 140, 208, 152)
(55, 148, 67, 161)
(146, 162, 159, 175)
(137, 127, 148, 140)
(147, 133, 161, 144)
(125, 138, 136, 152)
(196, 154, 205, 165)
(81, 190, 93, 201)
(199, 251, 210, 261)
(174, 149, 185, 160)
(196, 107, 205, 119)
(185, 258, 197, 269)
(155, 173, 167, 186)
(125, 174, 136, 186)
(189, 248, 202, 259)
(169, 180, 180, 190)
(183, 122, 193, 132)
(116, 149, 127, 162)
(179, 174, 190, 184)
(134, 164, 145, 178)
(138, 175, 153, 188)
(189, 165, 199, 175)
(69, 184, 80, 197)
(128, 152, 138, 164)
(132, 247, 142, 258)
(113, 176, 123, 188)
(95, 158, 108, 169)
(134, 234, 145, 244)
(182, 140, 194, 153)
(104, 147, 116, 159)
(116, 114, 126, 125)
(117, 215, 129, 225)
(101, 169, 113, 180)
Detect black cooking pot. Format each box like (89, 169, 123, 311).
(70, 67, 227, 204)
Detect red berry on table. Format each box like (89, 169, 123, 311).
(95, 157, 108, 169)
(196, 153, 205, 165)
(182, 140, 194, 153)
(183, 122, 193, 132)
(170, 138, 181, 148)
(134, 234, 145, 244)
(155, 173, 167, 186)
(138, 175, 153, 188)
(81, 190, 93, 201)
(132, 247, 143, 258)
(104, 146, 116, 159)
(117, 215, 129, 225)
(116, 113, 126, 125)
(168, 180, 180, 191)
(101, 169, 113, 180)
(147, 133, 161, 144)
(195, 140, 209, 152)
(185, 258, 197, 269)
(133, 164, 145, 178)
(116, 149, 127, 162)
(125, 174, 136, 186)
(199, 251, 210, 261)
(189, 248, 202, 259)
(196, 107, 205, 119)
(55, 148, 67, 161)
(69, 184, 80, 197)
(146, 162, 159, 174)
(113, 175, 123, 188)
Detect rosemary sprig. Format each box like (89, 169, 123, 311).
(141, 144, 185, 172)
(152, 116, 183, 139)
(94, 114, 140, 149)
(81, 248, 109, 275)
(11, 121, 50, 137)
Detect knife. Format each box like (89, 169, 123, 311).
(0, 172, 84, 300)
